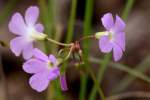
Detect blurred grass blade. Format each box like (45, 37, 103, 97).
(89, 56, 150, 92)
(111, 56, 150, 94)
(122, 0, 135, 20)
(0, 0, 18, 25)
(89, 54, 111, 100)
(60, 0, 78, 99)
(47, 0, 58, 54)
(66, 0, 77, 43)
(111, 61, 150, 83)
(48, 0, 57, 40)
(38, 0, 51, 36)
(38, 0, 52, 53)
(107, 91, 150, 100)
(79, 0, 93, 100)
(38, 0, 63, 100)
(87, 66, 106, 100)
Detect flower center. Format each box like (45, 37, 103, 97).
(47, 60, 54, 69)
(31, 31, 47, 40)
(95, 31, 109, 39)
(108, 31, 115, 41)
(27, 27, 47, 41)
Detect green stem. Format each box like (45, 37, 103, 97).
(38, 0, 52, 37)
(79, 0, 93, 100)
(111, 56, 150, 94)
(58, 0, 77, 99)
(89, 56, 150, 94)
(87, 66, 106, 100)
(46, 38, 73, 47)
(107, 91, 150, 100)
(38, 0, 52, 53)
(66, 0, 77, 42)
(47, 0, 56, 38)
(60, 0, 77, 84)
(79, 35, 95, 41)
(89, 54, 111, 100)
(38, 0, 60, 100)
(122, 0, 135, 20)
(64, 46, 73, 61)
(79, 74, 87, 100)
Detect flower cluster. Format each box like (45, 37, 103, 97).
(9, 6, 67, 92)
(8, 6, 125, 92)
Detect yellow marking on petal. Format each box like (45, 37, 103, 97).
(47, 60, 54, 69)
(108, 31, 115, 41)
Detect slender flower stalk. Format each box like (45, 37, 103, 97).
(64, 46, 74, 61)
(79, 35, 95, 41)
(46, 38, 73, 47)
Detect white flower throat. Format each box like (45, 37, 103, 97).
(26, 27, 47, 42)
(95, 31, 115, 41)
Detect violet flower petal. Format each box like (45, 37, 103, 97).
(114, 32, 125, 51)
(113, 43, 123, 61)
(35, 23, 44, 33)
(60, 74, 68, 91)
(113, 15, 125, 33)
(23, 59, 47, 74)
(99, 36, 113, 53)
(33, 48, 49, 61)
(25, 6, 39, 26)
(10, 36, 27, 56)
(9, 13, 27, 35)
(29, 71, 50, 92)
(49, 55, 57, 65)
(101, 13, 114, 30)
(48, 67, 60, 80)
(22, 42, 33, 60)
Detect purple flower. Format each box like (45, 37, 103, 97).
(9, 6, 46, 60)
(23, 48, 67, 92)
(60, 74, 68, 91)
(96, 13, 125, 61)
